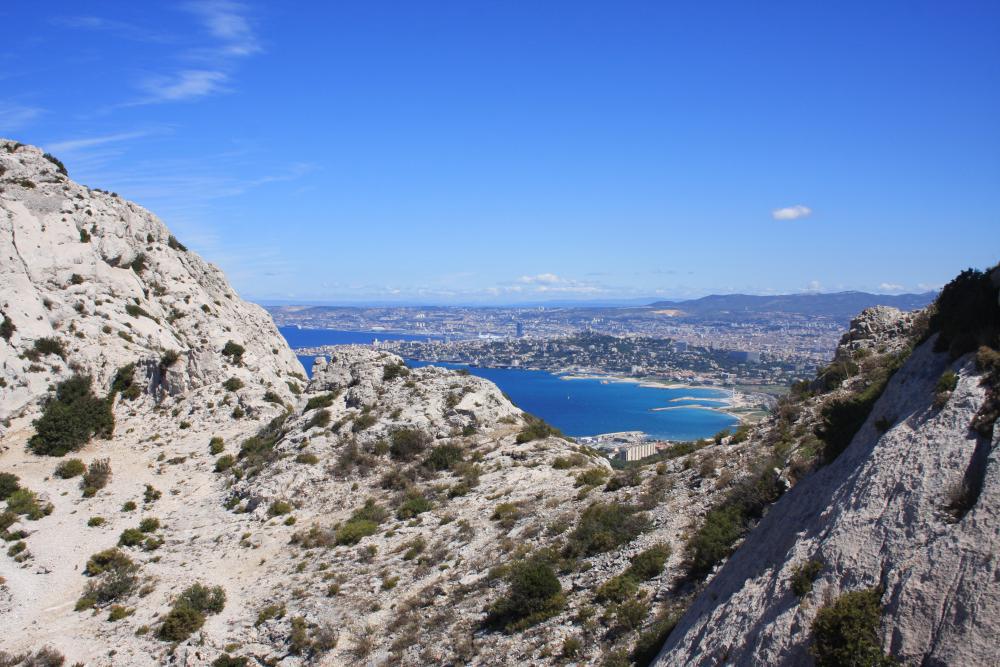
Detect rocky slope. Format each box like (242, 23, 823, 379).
(654, 273, 1000, 666)
(1, 141, 765, 666)
(0, 139, 304, 430)
(3, 139, 997, 666)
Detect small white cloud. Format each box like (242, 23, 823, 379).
(518, 273, 562, 285)
(878, 282, 904, 292)
(804, 280, 822, 292)
(772, 204, 813, 221)
(137, 70, 229, 104)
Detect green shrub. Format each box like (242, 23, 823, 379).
(0, 472, 19, 500)
(574, 467, 609, 488)
(255, 603, 286, 626)
(484, 554, 565, 632)
(306, 409, 331, 430)
(424, 444, 465, 471)
(29, 375, 114, 456)
(625, 543, 671, 581)
(596, 573, 639, 603)
(158, 583, 226, 641)
(6, 488, 52, 520)
(564, 502, 650, 558)
(552, 453, 588, 469)
(352, 412, 376, 432)
(144, 484, 161, 504)
(811, 588, 895, 667)
(304, 392, 337, 411)
(54, 458, 86, 479)
(389, 428, 430, 460)
(791, 559, 824, 597)
(167, 235, 187, 251)
(212, 655, 249, 667)
(33, 337, 66, 359)
(122, 500, 137, 512)
(268, 500, 293, 516)
(295, 452, 319, 464)
(108, 605, 134, 622)
(87, 516, 105, 527)
(0, 312, 15, 341)
(382, 362, 409, 381)
(215, 454, 235, 472)
(119, 528, 144, 547)
(223, 377, 244, 392)
(78, 549, 139, 610)
(43, 151, 68, 175)
(396, 493, 432, 520)
(334, 519, 378, 546)
(491, 502, 522, 530)
(928, 264, 1000, 358)
(516, 414, 563, 443)
(209, 437, 225, 455)
(263, 390, 283, 404)
(110, 363, 141, 400)
(221, 341, 245, 364)
(81, 458, 112, 496)
(631, 608, 682, 666)
(685, 504, 743, 578)
(936, 369, 958, 394)
(139, 517, 160, 532)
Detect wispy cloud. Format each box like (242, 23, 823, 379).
(878, 282, 904, 292)
(45, 130, 158, 153)
(182, 1, 261, 57)
(518, 273, 562, 285)
(51, 16, 175, 44)
(772, 204, 813, 221)
(134, 70, 229, 104)
(0, 103, 44, 133)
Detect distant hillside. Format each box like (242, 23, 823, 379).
(646, 291, 936, 323)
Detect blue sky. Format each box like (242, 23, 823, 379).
(1, 2, 998, 304)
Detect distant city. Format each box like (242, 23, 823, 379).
(267, 291, 935, 392)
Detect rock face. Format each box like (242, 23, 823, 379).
(655, 330, 1000, 665)
(834, 305, 919, 361)
(0, 139, 303, 429)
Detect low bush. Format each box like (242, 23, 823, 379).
(268, 500, 293, 516)
(81, 458, 112, 497)
(223, 377, 244, 392)
(790, 559, 824, 597)
(139, 517, 160, 532)
(221, 341, 244, 364)
(305, 409, 331, 430)
(574, 467, 610, 488)
(304, 392, 338, 411)
(32, 337, 66, 359)
(424, 444, 465, 471)
(396, 492, 432, 520)
(215, 454, 235, 472)
(811, 588, 895, 667)
(383, 362, 409, 381)
(6, 489, 52, 520)
(928, 264, 1000, 358)
(0, 473, 19, 500)
(54, 458, 86, 479)
(389, 428, 430, 461)
(484, 554, 565, 632)
(209, 437, 225, 455)
(29, 375, 114, 456)
(516, 414, 563, 444)
(77, 548, 139, 610)
(491, 502, 523, 530)
(0, 312, 15, 341)
(335, 499, 388, 545)
(119, 528, 144, 547)
(110, 363, 141, 400)
(158, 583, 226, 641)
(564, 502, 650, 558)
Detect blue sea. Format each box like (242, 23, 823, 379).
(280, 327, 737, 441)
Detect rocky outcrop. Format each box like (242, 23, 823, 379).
(655, 332, 1000, 665)
(0, 139, 304, 429)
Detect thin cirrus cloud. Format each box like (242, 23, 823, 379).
(771, 204, 813, 221)
(134, 70, 230, 105)
(182, 0, 262, 57)
(0, 103, 44, 133)
(45, 130, 159, 154)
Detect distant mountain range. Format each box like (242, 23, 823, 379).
(644, 290, 936, 322)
